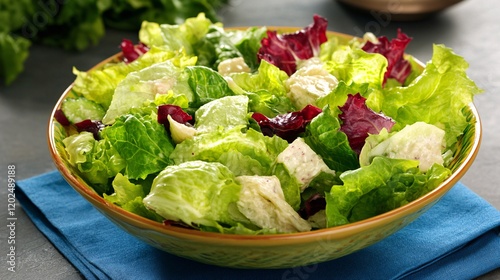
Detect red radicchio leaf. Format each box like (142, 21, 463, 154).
(362, 29, 412, 85)
(338, 93, 395, 154)
(257, 14, 328, 76)
(54, 109, 71, 126)
(54, 110, 104, 140)
(120, 39, 149, 63)
(157, 105, 193, 130)
(298, 193, 326, 219)
(75, 119, 106, 140)
(252, 104, 322, 142)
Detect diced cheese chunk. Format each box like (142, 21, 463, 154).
(217, 57, 251, 75)
(277, 138, 334, 191)
(285, 58, 338, 109)
(236, 175, 311, 233)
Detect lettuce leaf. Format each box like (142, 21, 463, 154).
(102, 56, 196, 124)
(316, 81, 370, 113)
(231, 27, 268, 71)
(320, 43, 387, 90)
(103, 173, 163, 222)
(228, 60, 295, 117)
(304, 106, 359, 172)
(185, 65, 234, 108)
(72, 47, 179, 109)
(371, 44, 483, 148)
(169, 125, 302, 214)
(193, 25, 242, 69)
(226, 76, 295, 117)
(271, 163, 302, 211)
(231, 60, 289, 95)
(143, 160, 241, 229)
(138, 13, 217, 55)
(0, 33, 31, 85)
(101, 112, 175, 179)
(62, 131, 125, 195)
(170, 128, 288, 177)
(194, 95, 249, 134)
(325, 157, 451, 227)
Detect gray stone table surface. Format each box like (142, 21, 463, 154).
(1, 0, 499, 279)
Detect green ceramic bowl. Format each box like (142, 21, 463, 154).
(47, 28, 481, 269)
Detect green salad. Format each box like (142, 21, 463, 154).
(55, 13, 481, 234)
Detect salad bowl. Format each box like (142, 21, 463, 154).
(337, 0, 463, 21)
(47, 23, 481, 269)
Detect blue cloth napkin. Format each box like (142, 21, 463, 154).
(16, 171, 500, 280)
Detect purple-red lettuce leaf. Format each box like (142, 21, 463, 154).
(252, 104, 322, 142)
(257, 14, 328, 76)
(120, 39, 149, 63)
(362, 29, 412, 85)
(339, 93, 395, 154)
(157, 104, 193, 130)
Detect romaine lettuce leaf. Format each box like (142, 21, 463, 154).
(167, 115, 197, 144)
(201, 223, 279, 235)
(72, 47, 178, 109)
(185, 65, 234, 108)
(321, 44, 387, 90)
(371, 44, 482, 148)
(230, 60, 289, 97)
(143, 160, 241, 229)
(0, 33, 31, 85)
(139, 21, 192, 54)
(349, 163, 450, 223)
(102, 57, 196, 124)
(284, 58, 339, 110)
(230, 27, 268, 71)
(170, 128, 288, 177)
(62, 131, 125, 195)
(101, 112, 175, 179)
(103, 173, 163, 222)
(227, 60, 295, 117)
(304, 106, 359, 172)
(193, 25, 242, 69)
(325, 157, 451, 227)
(226, 77, 295, 117)
(316, 80, 370, 113)
(194, 95, 249, 134)
(276, 138, 335, 192)
(138, 13, 215, 54)
(271, 163, 302, 211)
(153, 91, 190, 108)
